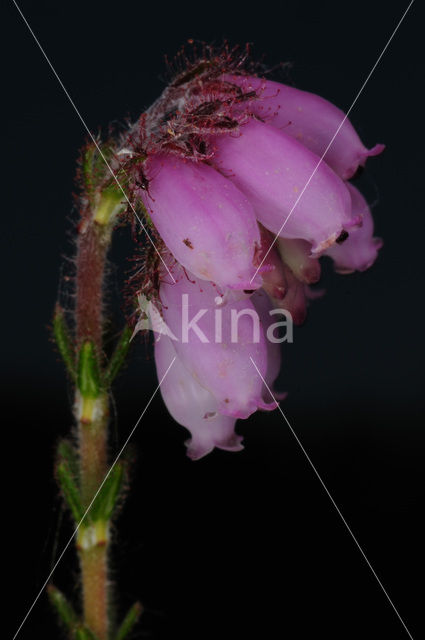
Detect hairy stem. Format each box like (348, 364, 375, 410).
(75, 220, 111, 639)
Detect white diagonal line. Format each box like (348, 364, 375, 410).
(251, 0, 415, 282)
(250, 356, 415, 640)
(11, 0, 175, 283)
(12, 357, 176, 640)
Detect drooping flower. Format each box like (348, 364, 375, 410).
(222, 74, 385, 179)
(126, 44, 383, 458)
(325, 183, 383, 273)
(212, 119, 360, 254)
(138, 154, 262, 290)
(159, 263, 277, 419)
(155, 332, 243, 460)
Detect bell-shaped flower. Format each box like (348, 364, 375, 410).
(159, 265, 277, 419)
(223, 74, 384, 179)
(138, 154, 262, 289)
(155, 333, 243, 460)
(212, 119, 359, 255)
(325, 183, 383, 273)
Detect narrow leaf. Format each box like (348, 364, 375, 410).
(82, 141, 114, 206)
(90, 462, 125, 522)
(115, 602, 143, 640)
(57, 439, 79, 483)
(56, 461, 86, 524)
(48, 584, 79, 631)
(78, 341, 101, 398)
(53, 305, 76, 380)
(104, 326, 133, 386)
(75, 625, 99, 640)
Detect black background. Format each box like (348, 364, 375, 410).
(5, 0, 424, 638)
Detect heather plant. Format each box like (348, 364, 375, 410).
(47, 43, 383, 639)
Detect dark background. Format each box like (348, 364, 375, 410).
(5, 0, 424, 638)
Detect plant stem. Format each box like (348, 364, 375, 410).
(75, 220, 111, 639)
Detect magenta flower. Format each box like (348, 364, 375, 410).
(155, 332, 243, 460)
(159, 263, 277, 419)
(212, 119, 360, 254)
(127, 47, 383, 458)
(325, 183, 383, 273)
(222, 74, 385, 179)
(138, 154, 262, 290)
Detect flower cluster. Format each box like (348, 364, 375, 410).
(127, 48, 383, 459)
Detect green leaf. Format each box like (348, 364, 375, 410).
(48, 584, 79, 631)
(57, 439, 79, 482)
(75, 625, 99, 640)
(78, 341, 102, 398)
(56, 461, 86, 524)
(94, 184, 126, 226)
(82, 141, 114, 207)
(104, 326, 133, 386)
(53, 305, 76, 380)
(90, 462, 125, 523)
(115, 602, 143, 640)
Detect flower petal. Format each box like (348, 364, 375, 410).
(325, 184, 382, 273)
(138, 154, 262, 289)
(223, 74, 385, 179)
(212, 119, 357, 254)
(160, 265, 277, 419)
(154, 333, 243, 459)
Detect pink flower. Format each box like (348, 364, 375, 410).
(223, 74, 385, 179)
(212, 119, 359, 254)
(155, 333, 243, 460)
(127, 47, 384, 458)
(325, 183, 383, 273)
(159, 264, 277, 419)
(138, 154, 261, 290)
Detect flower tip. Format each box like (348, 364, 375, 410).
(216, 436, 244, 453)
(257, 397, 279, 412)
(344, 143, 386, 179)
(185, 440, 215, 461)
(367, 143, 386, 158)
